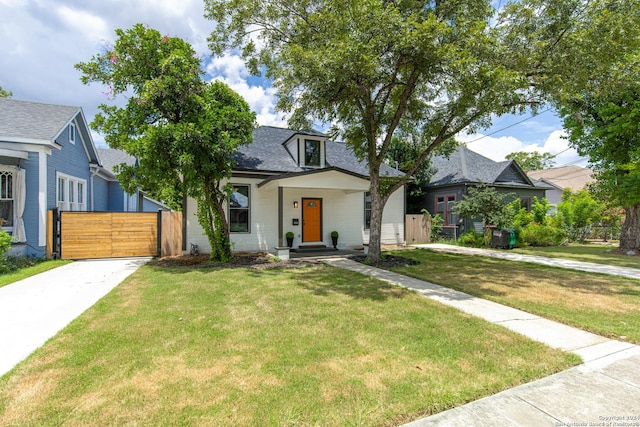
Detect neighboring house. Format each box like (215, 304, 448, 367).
(185, 126, 406, 253)
(97, 148, 169, 212)
(527, 165, 595, 207)
(420, 146, 551, 236)
(0, 98, 164, 258)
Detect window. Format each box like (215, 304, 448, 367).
(435, 195, 457, 225)
(56, 173, 86, 211)
(229, 185, 250, 233)
(69, 123, 76, 144)
(364, 192, 371, 229)
(520, 196, 532, 212)
(0, 170, 13, 227)
(304, 139, 321, 166)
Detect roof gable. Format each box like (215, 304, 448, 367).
(428, 146, 539, 189)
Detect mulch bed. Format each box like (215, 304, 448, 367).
(154, 253, 418, 270)
(154, 253, 314, 270)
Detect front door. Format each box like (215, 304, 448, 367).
(302, 198, 322, 242)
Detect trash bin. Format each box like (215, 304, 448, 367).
(491, 228, 515, 249)
(504, 228, 516, 249)
(491, 229, 509, 248)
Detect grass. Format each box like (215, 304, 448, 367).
(386, 248, 640, 344)
(0, 262, 578, 426)
(0, 259, 71, 288)
(510, 242, 640, 269)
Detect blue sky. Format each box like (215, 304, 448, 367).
(0, 0, 588, 168)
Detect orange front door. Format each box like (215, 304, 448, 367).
(302, 198, 322, 242)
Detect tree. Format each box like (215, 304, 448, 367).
(453, 183, 514, 229)
(0, 86, 11, 98)
(76, 24, 256, 261)
(505, 151, 555, 171)
(558, 84, 640, 251)
(556, 189, 603, 243)
(543, 0, 640, 251)
(204, 0, 636, 261)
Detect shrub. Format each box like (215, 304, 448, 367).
(517, 223, 567, 247)
(457, 231, 485, 247)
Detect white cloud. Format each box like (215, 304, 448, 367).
(460, 129, 587, 168)
(55, 5, 109, 43)
(205, 54, 287, 127)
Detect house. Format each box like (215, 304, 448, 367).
(97, 148, 169, 212)
(527, 165, 595, 207)
(420, 146, 551, 237)
(185, 126, 406, 253)
(0, 98, 164, 258)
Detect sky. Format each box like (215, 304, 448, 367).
(0, 0, 588, 168)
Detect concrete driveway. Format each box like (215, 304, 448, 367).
(0, 257, 149, 377)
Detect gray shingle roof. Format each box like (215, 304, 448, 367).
(97, 148, 136, 174)
(0, 98, 80, 141)
(236, 126, 402, 178)
(428, 146, 544, 189)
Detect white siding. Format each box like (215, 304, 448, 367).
(186, 180, 405, 254)
(363, 187, 405, 245)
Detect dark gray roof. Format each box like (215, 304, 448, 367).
(236, 126, 402, 178)
(0, 98, 80, 141)
(428, 146, 545, 189)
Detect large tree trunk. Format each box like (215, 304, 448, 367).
(366, 170, 390, 263)
(620, 204, 640, 253)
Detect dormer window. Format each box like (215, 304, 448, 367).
(304, 139, 321, 166)
(284, 134, 326, 167)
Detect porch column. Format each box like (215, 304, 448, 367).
(278, 186, 283, 247)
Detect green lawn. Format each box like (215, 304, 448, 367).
(0, 260, 71, 288)
(510, 243, 639, 269)
(0, 262, 577, 426)
(387, 248, 640, 343)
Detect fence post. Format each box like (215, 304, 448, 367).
(157, 210, 162, 258)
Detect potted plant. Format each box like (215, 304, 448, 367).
(330, 230, 339, 249)
(285, 231, 294, 248)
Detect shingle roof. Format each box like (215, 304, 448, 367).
(236, 126, 402, 178)
(527, 165, 594, 191)
(97, 148, 136, 174)
(0, 98, 80, 141)
(428, 145, 544, 189)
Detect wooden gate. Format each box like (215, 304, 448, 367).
(405, 214, 431, 244)
(47, 210, 182, 260)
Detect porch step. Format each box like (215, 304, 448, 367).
(293, 245, 329, 253)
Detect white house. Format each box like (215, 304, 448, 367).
(185, 126, 406, 254)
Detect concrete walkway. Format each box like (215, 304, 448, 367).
(0, 258, 149, 377)
(321, 256, 640, 426)
(416, 243, 640, 279)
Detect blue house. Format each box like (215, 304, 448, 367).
(0, 98, 165, 257)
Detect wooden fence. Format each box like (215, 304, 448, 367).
(47, 210, 182, 260)
(405, 214, 431, 244)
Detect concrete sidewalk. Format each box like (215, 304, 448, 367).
(416, 243, 640, 279)
(0, 258, 148, 377)
(322, 257, 640, 426)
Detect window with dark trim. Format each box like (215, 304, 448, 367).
(304, 139, 321, 166)
(229, 185, 250, 233)
(520, 196, 532, 212)
(435, 195, 457, 226)
(364, 192, 371, 229)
